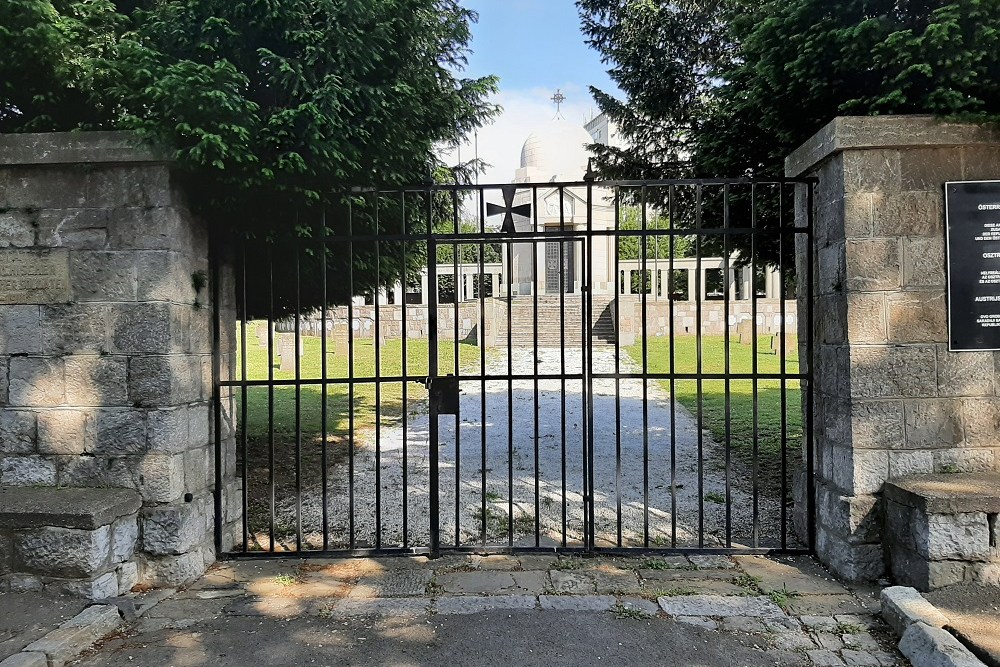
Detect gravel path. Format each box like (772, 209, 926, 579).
(277, 347, 788, 551)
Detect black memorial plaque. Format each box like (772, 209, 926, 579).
(946, 180, 1000, 351)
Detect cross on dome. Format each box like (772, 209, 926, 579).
(551, 89, 566, 119)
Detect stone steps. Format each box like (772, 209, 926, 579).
(504, 296, 617, 347)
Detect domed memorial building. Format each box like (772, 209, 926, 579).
(293, 109, 793, 347)
(507, 118, 616, 297)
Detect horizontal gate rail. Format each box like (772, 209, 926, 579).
(216, 177, 816, 559)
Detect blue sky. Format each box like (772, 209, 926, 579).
(461, 0, 617, 103)
(439, 0, 619, 185)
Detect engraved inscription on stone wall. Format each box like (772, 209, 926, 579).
(0, 249, 72, 304)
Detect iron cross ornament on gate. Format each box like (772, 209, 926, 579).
(486, 184, 531, 234)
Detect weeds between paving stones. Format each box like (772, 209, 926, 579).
(274, 574, 299, 587)
(766, 587, 801, 611)
(732, 573, 764, 595)
(834, 622, 864, 635)
(637, 557, 674, 570)
(551, 558, 588, 571)
(611, 603, 658, 620)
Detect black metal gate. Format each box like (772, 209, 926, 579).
(215, 177, 816, 558)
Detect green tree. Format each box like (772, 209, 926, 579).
(578, 0, 1000, 266)
(1, 0, 499, 313)
(435, 221, 503, 265)
(0, 1, 124, 132)
(616, 206, 694, 260)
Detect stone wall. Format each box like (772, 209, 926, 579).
(617, 299, 797, 341)
(0, 132, 238, 587)
(284, 303, 485, 343)
(787, 116, 1000, 581)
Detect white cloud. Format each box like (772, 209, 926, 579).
(438, 85, 599, 186)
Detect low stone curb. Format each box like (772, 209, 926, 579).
(881, 587, 986, 667)
(900, 623, 986, 667)
(1, 604, 122, 667)
(882, 587, 951, 637)
(0, 588, 175, 667)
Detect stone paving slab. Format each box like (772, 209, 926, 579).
(787, 594, 879, 617)
(658, 595, 786, 619)
(8, 553, 913, 667)
(688, 555, 737, 570)
(469, 555, 521, 570)
(23, 605, 121, 667)
(639, 568, 736, 582)
(588, 570, 642, 595)
(436, 570, 547, 595)
(348, 570, 432, 598)
(735, 556, 850, 596)
(222, 596, 314, 619)
(0, 593, 87, 660)
(538, 595, 616, 611)
(328, 598, 430, 617)
(434, 595, 538, 615)
(642, 578, 745, 596)
(548, 571, 595, 594)
(0, 653, 46, 667)
(614, 597, 661, 616)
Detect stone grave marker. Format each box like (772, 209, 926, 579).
(737, 319, 754, 346)
(277, 333, 304, 371)
(770, 332, 797, 357)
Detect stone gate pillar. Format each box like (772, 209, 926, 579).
(0, 132, 238, 587)
(787, 116, 1000, 581)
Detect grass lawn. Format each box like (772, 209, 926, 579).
(236, 323, 484, 436)
(626, 335, 803, 499)
(234, 323, 483, 542)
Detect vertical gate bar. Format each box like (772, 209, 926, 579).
(585, 176, 595, 551)
(775, 183, 787, 551)
(580, 226, 588, 549)
(211, 228, 223, 555)
(267, 246, 276, 552)
(668, 185, 677, 548)
(641, 185, 650, 547)
(374, 193, 383, 550)
(559, 186, 567, 548)
(806, 182, 817, 552)
(452, 188, 461, 547)
(294, 236, 303, 551)
(401, 191, 410, 549)
(614, 189, 622, 547)
(723, 184, 732, 549)
(506, 234, 514, 548)
(240, 242, 249, 552)
(695, 184, 705, 549)
(427, 189, 440, 556)
(321, 210, 329, 550)
(751, 185, 761, 550)
(532, 185, 540, 547)
(347, 201, 356, 550)
(478, 188, 487, 547)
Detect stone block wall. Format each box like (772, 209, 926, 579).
(285, 302, 485, 343)
(0, 487, 143, 598)
(616, 299, 798, 340)
(882, 473, 1000, 590)
(787, 116, 1000, 581)
(0, 132, 238, 587)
